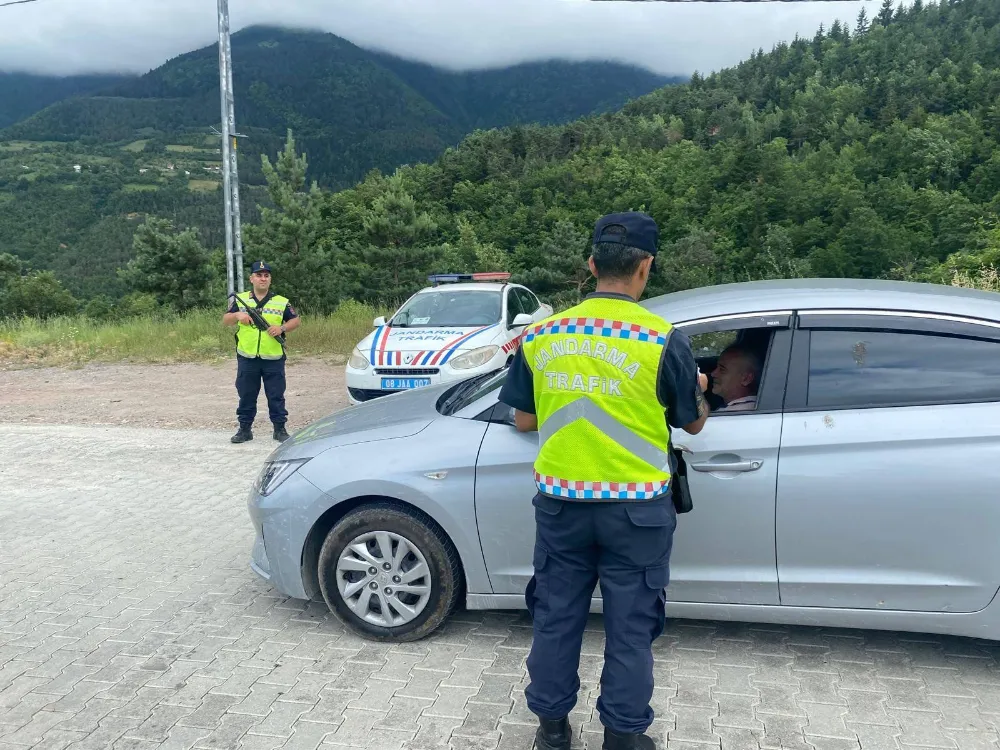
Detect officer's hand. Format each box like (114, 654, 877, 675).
(267, 325, 284, 338)
(237, 312, 252, 325)
(698, 370, 709, 393)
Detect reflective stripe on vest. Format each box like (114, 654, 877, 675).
(236, 292, 288, 360)
(520, 296, 674, 502)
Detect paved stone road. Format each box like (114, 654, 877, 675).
(3, 424, 1000, 750)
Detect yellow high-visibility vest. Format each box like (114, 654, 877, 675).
(235, 292, 288, 360)
(520, 295, 674, 501)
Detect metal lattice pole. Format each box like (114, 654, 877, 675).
(217, 0, 235, 296)
(217, 0, 244, 295)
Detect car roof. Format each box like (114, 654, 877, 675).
(644, 278, 1000, 324)
(416, 283, 510, 294)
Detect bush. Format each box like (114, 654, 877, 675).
(116, 292, 160, 319)
(0, 271, 78, 319)
(83, 295, 115, 321)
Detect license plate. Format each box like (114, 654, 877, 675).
(382, 378, 432, 390)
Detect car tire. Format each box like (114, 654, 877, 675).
(317, 502, 462, 642)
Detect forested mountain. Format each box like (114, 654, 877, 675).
(0, 26, 675, 301)
(4, 0, 999, 319)
(2, 26, 673, 188)
(0, 72, 132, 129)
(279, 0, 997, 312)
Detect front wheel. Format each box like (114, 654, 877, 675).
(317, 503, 462, 641)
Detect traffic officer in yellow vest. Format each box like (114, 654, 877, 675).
(498, 212, 710, 750)
(222, 261, 301, 444)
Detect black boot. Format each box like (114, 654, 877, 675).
(603, 727, 656, 750)
(231, 425, 253, 443)
(534, 717, 572, 750)
(272, 424, 290, 442)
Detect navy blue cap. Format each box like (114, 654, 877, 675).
(592, 212, 659, 256)
(250, 260, 272, 274)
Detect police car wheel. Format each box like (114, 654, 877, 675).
(317, 502, 462, 642)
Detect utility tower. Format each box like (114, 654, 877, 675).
(217, 0, 245, 296)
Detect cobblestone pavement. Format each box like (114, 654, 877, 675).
(3, 424, 1000, 750)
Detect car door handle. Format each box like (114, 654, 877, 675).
(690, 459, 763, 473)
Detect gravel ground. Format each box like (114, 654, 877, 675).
(0, 358, 352, 432)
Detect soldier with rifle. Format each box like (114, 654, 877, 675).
(222, 261, 301, 443)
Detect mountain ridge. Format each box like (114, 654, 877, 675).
(2, 26, 679, 188)
(0, 25, 681, 299)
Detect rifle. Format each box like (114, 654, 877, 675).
(229, 293, 287, 348)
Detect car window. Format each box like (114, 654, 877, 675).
(807, 329, 1000, 409)
(678, 324, 778, 414)
(516, 288, 539, 315)
(689, 330, 739, 358)
(506, 289, 525, 324)
(392, 291, 502, 327)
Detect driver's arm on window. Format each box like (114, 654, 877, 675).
(498, 347, 537, 432)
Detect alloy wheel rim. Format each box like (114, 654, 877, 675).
(335, 530, 432, 627)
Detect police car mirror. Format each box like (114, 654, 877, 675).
(510, 313, 532, 329)
(373, 316, 386, 327)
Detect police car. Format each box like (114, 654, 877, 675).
(346, 273, 553, 404)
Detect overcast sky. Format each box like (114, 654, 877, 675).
(2, 0, 874, 78)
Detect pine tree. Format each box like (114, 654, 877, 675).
(855, 7, 870, 36)
(119, 218, 214, 312)
(513, 220, 591, 309)
(877, 0, 895, 27)
(244, 130, 338, 313)
(342, 181, 449, 304)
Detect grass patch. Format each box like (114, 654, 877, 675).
(0, 300, 394, 367)
(166, 144, 197, 153)
(122, 139, 149, 152)
(188, 179, 219, 192)
(952, 266, 1000, 293)
(123, 183, 159, 192)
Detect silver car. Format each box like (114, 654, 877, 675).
(246, 278, 1000, 642)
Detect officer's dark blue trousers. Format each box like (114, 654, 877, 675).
(525, 492, 676, 734)
(235, 355, 288, 427)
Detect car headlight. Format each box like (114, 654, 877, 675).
(348, 349, 369, 370)
(254, 459, 310, 497)
(450, 345, 500, 370)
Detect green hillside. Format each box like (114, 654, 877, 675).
(301, 0, 1000, 310)
(6, 0, 997, 322)
(0, 27, 674, 300)
(3, 26, 673, 189)
(0, 72, 132, 129)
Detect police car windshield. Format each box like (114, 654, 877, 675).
(391, 291, 501, 328)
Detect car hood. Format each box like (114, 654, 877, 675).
(265, 382, 454, 461)
(359, 323, 501, 367)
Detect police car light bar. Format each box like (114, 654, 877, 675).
(428, 272, 512, 286)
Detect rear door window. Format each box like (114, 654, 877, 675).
(806, 330, 1000, 409)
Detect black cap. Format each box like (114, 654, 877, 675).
(593, 212, 659, 255)
(250, 260, 272, 274)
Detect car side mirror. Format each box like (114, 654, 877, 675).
(510, 313, 532, 329)
(373, 316, 386, 327)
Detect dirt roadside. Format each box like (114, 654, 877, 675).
(0, 357, 353, 432)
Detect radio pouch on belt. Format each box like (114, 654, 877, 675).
(670, 448, 694, 514)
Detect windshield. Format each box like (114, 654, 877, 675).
(391, 290, 502, 327)
(437, 369, 508, 416)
